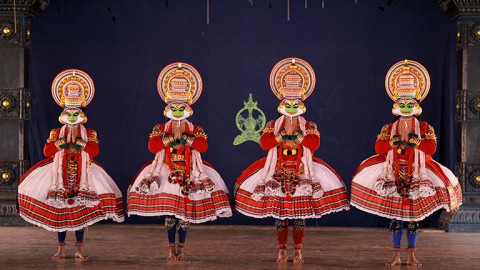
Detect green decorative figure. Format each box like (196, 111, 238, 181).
(233, 93, 266, 145)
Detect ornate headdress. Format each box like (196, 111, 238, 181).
(385, 59, 430, 102)
(157, 62, 203, 105)
(269, 57, 316, 101)
(51, 69, 95, 108)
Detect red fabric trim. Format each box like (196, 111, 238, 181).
(235, 187, 349, 218)
(351, 182, 455, 219)
(127, 190, 231, 221)
(18, 194, 124, 229)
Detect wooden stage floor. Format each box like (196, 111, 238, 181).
(0, 224, 478, 270)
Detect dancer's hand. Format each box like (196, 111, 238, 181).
(294, 130, 304, 144)
(275, 133, 283, 144)
(162, 135, 174, 146)
(389, 135, 402, 148)
(408, 135, 421, 148)
(54, 138, 67, 149)
(74, 138, 87, 149)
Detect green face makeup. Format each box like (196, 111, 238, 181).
(171, 105, 185, 118)
(285, 101, 299, 115)
(399, 100, 415, 114)
(66, 110, 80, 123)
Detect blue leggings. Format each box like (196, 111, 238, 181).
(57, 229, 85, 245)
(390, 220, 418, 249)
(165, 216, 189, 247)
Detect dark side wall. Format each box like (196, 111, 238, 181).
(27, 0, 457, 227)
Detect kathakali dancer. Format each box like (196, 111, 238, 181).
(127, 62, 232, 261)
(350, 60, 462, 266)
(234, 58, 350, 264)
(18, 69, 125, 259)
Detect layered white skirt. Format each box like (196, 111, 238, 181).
(127, 161, 232, 223)
(351, 155, 462, 221)
(234, 157, 349, 220)
(18, 159, 124, 232)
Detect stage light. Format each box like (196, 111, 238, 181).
(2, 26, 12, 36)
(1, 173, 10, 181)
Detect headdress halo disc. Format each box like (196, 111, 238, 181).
(157, 62, 203, 105)
(269, 57, 316, 101)
(51, 69, 95, 108)
(385, 59, 430, 102)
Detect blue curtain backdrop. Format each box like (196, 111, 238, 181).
(27, 0, 457, 227)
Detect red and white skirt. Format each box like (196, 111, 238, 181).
(18, 158, 125, 232)
(127, 160, 232, 223)
(351, 155, 462, 221)
(234, 157, 349, 220)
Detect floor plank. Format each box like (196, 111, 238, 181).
(0, 224, 478, 269)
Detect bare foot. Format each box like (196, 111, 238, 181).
(52, 245, 65, 259)
(407, 250, 422, 266)
(277, 249, 288, 263)
(385, 251, 401, 266)
(167, 246, 177, 261)
(176, 247, 186, 261)
(75, 245, 88, 259)
(293, 249, 304, 264)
